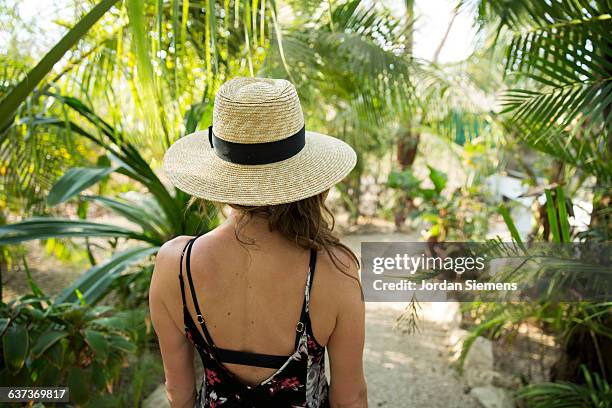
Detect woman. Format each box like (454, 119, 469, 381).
(150, 77, 366, 408)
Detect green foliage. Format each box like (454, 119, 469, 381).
(0, 0, 275, 217)
(387, 166, 489, 240)
(518, 365, 612, 408)
(0, 291, 140, 404)
(459, 188, 610, 377)
(57, 246, 160, 305)
(0, 94, 218, 304)
(0, 0, 119, 133)
(483, 0, 612, 181)
(456, 2, 612, 389)
(388, 166, 446, 202)
(263, 0, 415, 153)
(497, 203, 525, 248)
(47, 167, 116, 207)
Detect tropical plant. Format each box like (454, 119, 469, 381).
(0, 0, 278, 221)
(0, 0, 119, 133)
(442, 0, 612, 389)
(0, 282, 142, 405)
(387, 165, 489, 240)
(387, 166, 446, 230)
(260, 0, 417, 217)
(518, 365, 612, 408)
(0, 94, 218, 305)
(457, 186, 612, 387)
(470, 0, 611, 234)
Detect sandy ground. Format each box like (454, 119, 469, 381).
(362, 303, 478, 407)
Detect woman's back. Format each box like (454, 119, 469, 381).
(151, 215, 366, 407)
(176, 217, 340, 385)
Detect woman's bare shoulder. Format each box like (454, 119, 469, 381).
(156, 235, 193, 268)
(153, 229, 231, 282)
(151, 235, 194, 292)
(315, 246, 362, 305)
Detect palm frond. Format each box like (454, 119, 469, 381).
(0, 0, 120, 133)
(472, 0, 612, 180)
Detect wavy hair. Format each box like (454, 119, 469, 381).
(189, 191, 360, 281)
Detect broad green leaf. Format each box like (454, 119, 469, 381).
(31, 330, 68, 358)
(90, 361, 108, 390)
(90, 314, 132, 331)
(47, 167, 115, 206)
(85, 329, 109, 362)
(0, 0, 119, 132)
(2, 324, 29, 374)
(23, 307, 45, 321)
(0, 217, 146, 245)
(107, 334, 136, 353)
(82, 195, 166, 242)
(67, 367, 90, 404)
(36, 363, 62, 387)
(420, 189, 437, 201)
(427, 165, 447, 194)
(56, 245, 160, 305)
(46, 340, 66, 368)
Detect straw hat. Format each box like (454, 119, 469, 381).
(163, 77, 357, 206)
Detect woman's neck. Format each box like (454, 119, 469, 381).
(224, 209, 274, 239)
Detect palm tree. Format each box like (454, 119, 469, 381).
(260, 0, 415, 218)
(477, 0, 611, 236)
(462, 0, 612, 383)
(0, 0, 282, 304)
(0, 0, 278, 216)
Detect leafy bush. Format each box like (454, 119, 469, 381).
(0, 95, 218, 305)
(518, 365, 612, 408)
(387, 165, 489, 240)
(0, 287, 140, 405)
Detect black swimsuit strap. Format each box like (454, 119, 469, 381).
(215, 348, 290, 369)
(178, 237, 196, 310)
(184, 235, 217, 347)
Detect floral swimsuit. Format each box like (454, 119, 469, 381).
(179, 236, 330, 407)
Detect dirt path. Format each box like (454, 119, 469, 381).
(363, 303, 478, 407)
(346, 233, 478, 407)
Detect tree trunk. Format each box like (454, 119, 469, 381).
(394, 1, 419, 229)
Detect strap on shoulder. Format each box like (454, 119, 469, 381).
(294, 248, 317, 348)
(178, 237, 196, 309)
(181, 235, 216, 347)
